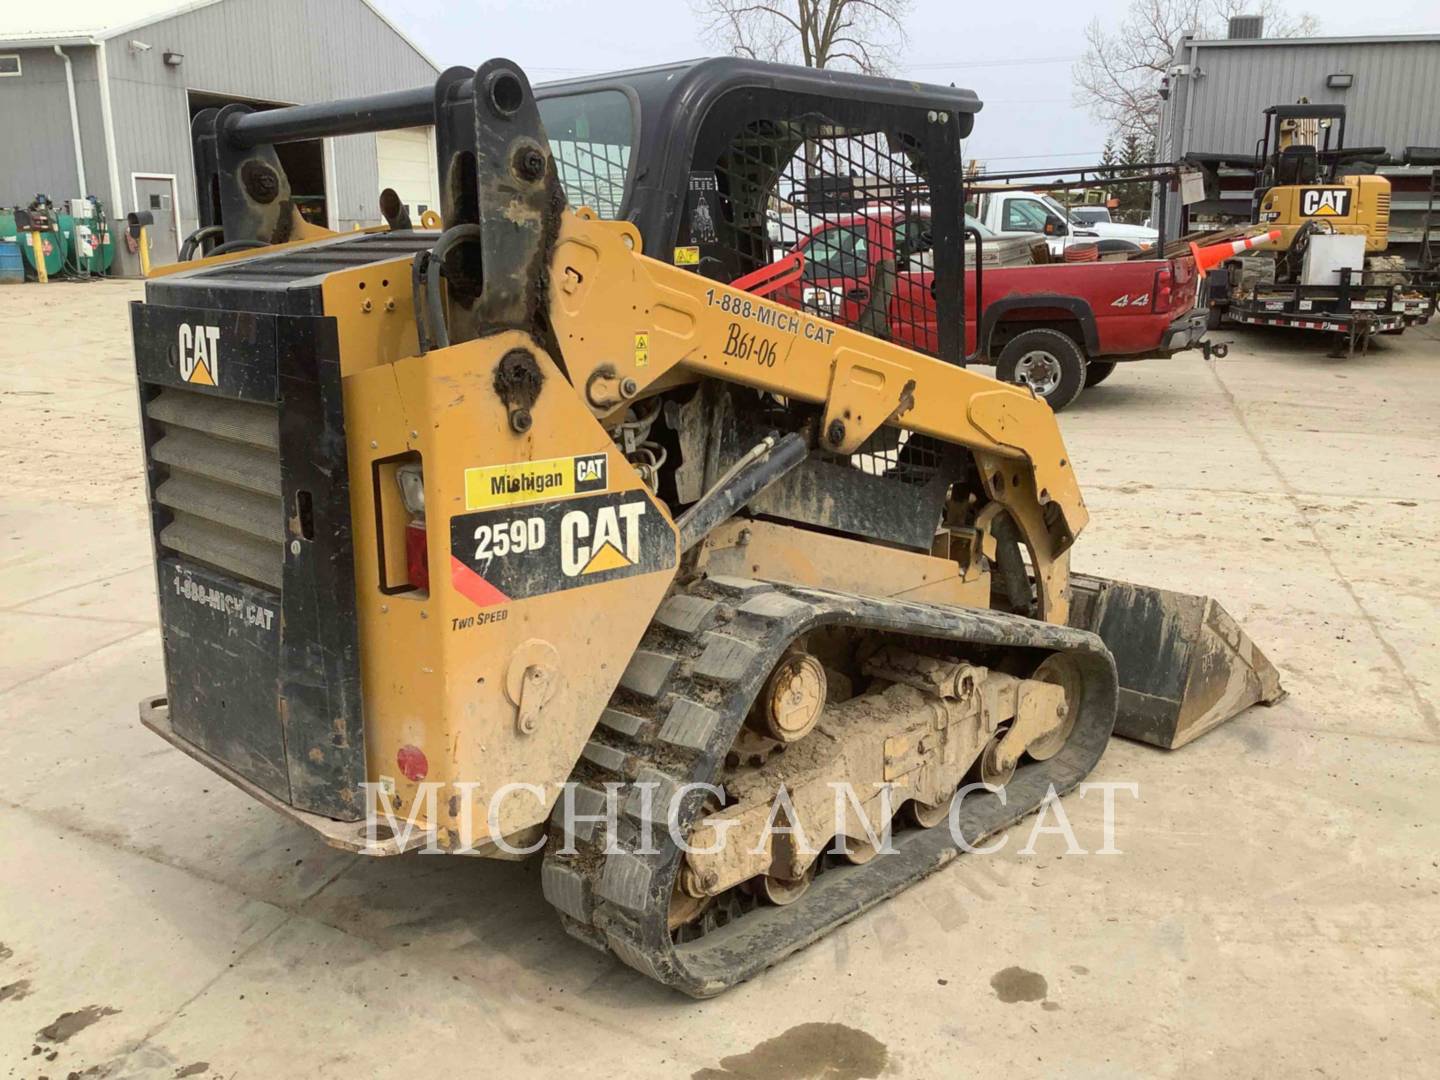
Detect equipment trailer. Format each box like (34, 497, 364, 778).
(1209, 264, 1422, 356)
(1203, 103, 1438, 354)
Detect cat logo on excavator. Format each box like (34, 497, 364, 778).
(1299, 188, 1352, 216)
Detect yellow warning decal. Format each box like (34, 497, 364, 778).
(464, 452, 608, 511)
(674, 245, 700, 266)
(634, 331, 650, 368)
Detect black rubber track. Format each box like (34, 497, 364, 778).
(541, 575, 1118, 997)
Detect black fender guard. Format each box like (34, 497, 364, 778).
(981, 295, 1100, 356)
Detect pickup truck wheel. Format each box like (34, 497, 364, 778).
(1083, 360, 1117, 387)
(996, 329, 1087, 411)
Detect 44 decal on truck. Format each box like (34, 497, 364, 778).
(448, 490, 676, 608)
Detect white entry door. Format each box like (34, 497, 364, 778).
(375, 128, 440, 219)
(134, 175, 180, 265)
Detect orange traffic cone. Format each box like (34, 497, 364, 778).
(1188, 229, 1282, 273)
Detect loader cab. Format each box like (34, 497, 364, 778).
(534, 59, 980, 365)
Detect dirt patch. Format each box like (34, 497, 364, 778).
(0, 979, 32, 1002)
(990, 966, 1048, 1003)
(176, 1063, 211, 1078)
(0, 943, 11, 962)
(37, 1005, 121, 1043)
(1233, 723, 1271, 752)
(692, 1022, 887, 1080)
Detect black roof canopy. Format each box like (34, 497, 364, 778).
(536, 57, 982, 135)
(535, 58, 982, 269)
(1264, 103, 1348, 120)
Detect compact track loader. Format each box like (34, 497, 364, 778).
(132, 58, 1280, 996)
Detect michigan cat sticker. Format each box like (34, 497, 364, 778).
(463, 452, 607, 511)
(448, 489, 676, 607)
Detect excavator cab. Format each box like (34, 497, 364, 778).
(1251, 102, 1393, 255)
(1257, 102, 1348, 191)
(133, 57, 1281, 997)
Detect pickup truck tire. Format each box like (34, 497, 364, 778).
(1083, 360, 1117, 388)
(996, 329, 1087, 411)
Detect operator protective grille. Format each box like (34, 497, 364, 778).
(838, 427, 946, 486)
(693, 115, 946, 359)
(146, 388, 284, 590)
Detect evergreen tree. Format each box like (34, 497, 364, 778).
(1120, 133, 1145, 173)
(1113, 134, 1155, 223)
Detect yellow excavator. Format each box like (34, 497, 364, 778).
(133, 58, 1280, 996)
(1253, 102, 1392, 252)
(1210, 102, 1437, 350)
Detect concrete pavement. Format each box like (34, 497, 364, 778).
(1, 280, 1436, 1079)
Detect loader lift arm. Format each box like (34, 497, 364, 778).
(545, 209, 1089, 587)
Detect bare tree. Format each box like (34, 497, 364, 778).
(693, 0, 913, 74)
(1073, 0, 1320, 142)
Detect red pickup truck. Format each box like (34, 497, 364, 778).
(771, 209, 1206, 410)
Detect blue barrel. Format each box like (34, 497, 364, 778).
(0, 239, 24, 284)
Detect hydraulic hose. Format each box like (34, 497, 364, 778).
(180, 225, 225, 261)
(206, 239, 268, 258)
(423, 224, 483, 350)
(676, 432, 808, 551)
(411, 249, 432, 354)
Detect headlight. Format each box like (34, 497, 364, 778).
(395, 463, 425, 517)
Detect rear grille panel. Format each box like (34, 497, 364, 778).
(132, 294, 365, 821)
(147, 388, 284, 589)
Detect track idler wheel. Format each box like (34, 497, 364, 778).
(978, 726, 1017, 788)
(909, 794, 953, 830)
(751, 651, 827, 743)
(671, 866, 714, 931)
(1025, 653, 1083, 761)
(840, 837, 879, 865)
(756, 862, 816, 906)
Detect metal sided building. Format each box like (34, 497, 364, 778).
(0, 0, 439, 277)
(1154, 29, 1440, 260)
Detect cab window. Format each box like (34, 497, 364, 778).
(803, 224, 869, 280)
(895, 217, 934, 272)
(537, 90, 634, 219)
(1001, 198, 1050, 233)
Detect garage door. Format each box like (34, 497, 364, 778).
(376, 128, 440, 218)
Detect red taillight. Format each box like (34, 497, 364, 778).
(396, 744, 428, 781)
(1153, 266, 1174, 312)
(405, 519, 429, 591)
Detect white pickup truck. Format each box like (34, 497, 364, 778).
(969, 187, 1158, 257)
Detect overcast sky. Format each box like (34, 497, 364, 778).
(373, 0, 1440, 166)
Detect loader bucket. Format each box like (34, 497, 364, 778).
(1067, 574, 1284, 749)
